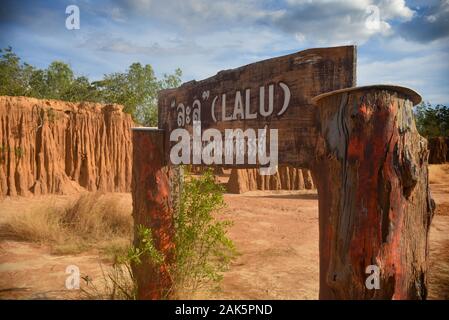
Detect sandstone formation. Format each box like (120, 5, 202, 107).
(0, 96, 134, 197)
(428, 137, 448, 164)
(227, 167, 315, 194)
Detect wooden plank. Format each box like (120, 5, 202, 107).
(158, 46, 356, 168)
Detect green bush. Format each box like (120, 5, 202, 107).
(95, 169, 236, 300)
(172, 169, 236, 296)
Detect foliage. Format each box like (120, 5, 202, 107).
(414, 102, 449, 137)
(172, 169, 236, 295)
(111, 169, 236, 299)
(127, 225, 164, 266)
(0, 47, 33, 96)
(0, 46, 182, 126)
(93, 64, 182, 126)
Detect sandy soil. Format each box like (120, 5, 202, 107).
(0, 166, 448, 300)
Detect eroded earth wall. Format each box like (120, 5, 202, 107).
(227, 167, 315, 194)
(0, 96, 133, 196)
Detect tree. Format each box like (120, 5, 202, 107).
(63, 76, 101, 102)
(0, 47, 183, 126)
(27, 69, 48, 98)
(0, 47, 30, 96)
(94, 64, 182, 126)
(45, 61, 75, 100)
(414, 102, 449, 137)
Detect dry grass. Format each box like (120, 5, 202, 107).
(0, 205, 66, 243)
(81, 261, 137, 300)
(429, 164, 449, 184)
(428, 238, 449, 299)
(62, 192, 132, 240)
(0, 192, 133, 255)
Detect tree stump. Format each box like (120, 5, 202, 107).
(311, 86, 434, 299)
(131, 128, 178, 300)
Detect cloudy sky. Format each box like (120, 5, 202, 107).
(0, 0, 448, 104)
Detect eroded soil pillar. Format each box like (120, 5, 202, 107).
(131, 128, 176, 299)
(311, 86, 434, 299)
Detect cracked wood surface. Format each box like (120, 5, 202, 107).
(312, 87, 433, 299)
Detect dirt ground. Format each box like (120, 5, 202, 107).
(0, 165, 448, 300)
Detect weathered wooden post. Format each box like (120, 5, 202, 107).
(311, 85, 434, 299)
(131, 128, 176, 299)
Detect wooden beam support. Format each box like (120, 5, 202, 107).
(311, 86, 434, 299)
(131, 128, 176, 300)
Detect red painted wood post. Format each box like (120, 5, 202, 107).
(312, 86, 434, 299)
(131, 128, 176, 300)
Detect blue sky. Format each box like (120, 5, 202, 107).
(1, 0, 448, 104)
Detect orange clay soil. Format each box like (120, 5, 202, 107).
(0, 165, 448, 300)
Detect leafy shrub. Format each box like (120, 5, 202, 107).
(172, 169, 236, 296)
(106, 169, 236, 299)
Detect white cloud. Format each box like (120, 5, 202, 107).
(377, 0, 414, 20)
(3, 0, 447, 104)
(110, 7, 126, 22)
(117, 0, 281, 32)
(269, 0, 416, 45)
(114, 0, 416, 45)
(358, 51, 449, 104)
(397, 0, 449, 42)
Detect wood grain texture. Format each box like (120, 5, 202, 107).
(312, 87, 434, 299)
(131, 129, 175, 300)
(158, 46, 356, 167)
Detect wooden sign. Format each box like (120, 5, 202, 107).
(135, 46, 433, 300)
(158, 46, 356, 169)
